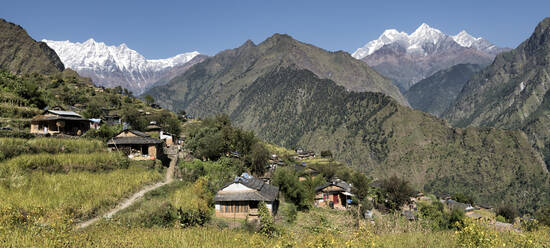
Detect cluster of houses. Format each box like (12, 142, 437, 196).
(28, 108, 495, 222)
(29, 108, 178, 161)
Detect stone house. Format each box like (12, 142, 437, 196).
(30, 110, 90, 136)
(107, 129, 163, 160)
(214, 174, 279, 219)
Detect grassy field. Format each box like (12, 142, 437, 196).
(0, 137, 105, 161)
(0, 164, 163, 221)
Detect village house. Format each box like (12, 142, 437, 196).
(314, 178, 353, 209)
(214, 174, 279, 219)
(30, 110, 90, 136)
(294, 149, 316, 160)
(107, 129, 163, 160)
(293, 163, 320, 181)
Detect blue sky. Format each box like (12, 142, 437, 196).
(2, 0, 549, 58)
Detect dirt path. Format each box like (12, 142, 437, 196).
(77, 152, 178, 229)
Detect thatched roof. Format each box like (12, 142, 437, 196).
(214, 177, 279, 202)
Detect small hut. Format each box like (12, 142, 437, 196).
(107, 130, 163, 160)
(214, 174, 279, 219)
(31, 110, 90, 136)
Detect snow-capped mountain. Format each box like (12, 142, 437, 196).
(353, 23, 501, 59)
(352, 23, 509, 91)
(43, 38, 201, 94)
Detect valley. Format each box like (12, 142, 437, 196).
(1, 11, 550, 247)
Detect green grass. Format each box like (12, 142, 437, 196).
(113, 179, 211, 228)
(0, 137, 105, 161)
(0, 164, 163, 221)
(0, 152, 128, 174)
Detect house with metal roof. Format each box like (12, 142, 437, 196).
(30, 110, 90, 136)
(214, 173, 279, 219)
(107, 129, 163, 160)
(314, 178, 353, 210)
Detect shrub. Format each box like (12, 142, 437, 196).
(258, 201, 276, 237)
(457, 219, 501, 248)
(496, 205, 518, 223)
(535, 204, 550, 227)
(280, 203, 298, 224)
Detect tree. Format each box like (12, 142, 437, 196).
(144, 94, 155, 105)
(452, 192, 474, 205)
(246, 143, 269, 176)
(185, 127, 227, 160)
(121, 107, 147, 131)
(272, 167, 312, 210)
(379, 176, 415, 211)
(350, 172, 372, 200)
(164, 116, 182, 136)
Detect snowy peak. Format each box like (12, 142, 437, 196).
(42, 38, 200, 94)
(409, 23, 445, 44)
(352, 23, 500, 59)
(43, 38, 199, 73)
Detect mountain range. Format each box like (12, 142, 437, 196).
(353, 23, 509, 91)
(145, 33, 408, 108)
(144, 33, 549, 211)
(444, 17, 550, 168)
(43, 39, 202, 94)
(2, 16, 549, 212)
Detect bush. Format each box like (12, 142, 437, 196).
(535, 204, 550, 227)
(258, 201, 276, 237)
(177, 208, 210, 228)
(280, 203, 298, 224)
(496, 205, 518, 223)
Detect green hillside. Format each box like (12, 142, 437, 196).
(444, 18, 550, 167)
(145, 33, 408, 111)
(0, 18, 64, 75)
(405, 63, 484, 117)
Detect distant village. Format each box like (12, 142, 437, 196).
(22, 106, 511, 229)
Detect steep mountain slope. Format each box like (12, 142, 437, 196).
(232, 67, 548, 211)
(353, 24, 507, 91)
(144, 55, 208, 92)
(0, 19, 64, 74)
(145, 33, 408, 108)
(445, 18, 550, 166)
(43, 39, 200, 94)
(405, 64, 484, 117)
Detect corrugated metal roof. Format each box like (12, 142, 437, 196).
(46, 110, 83, 117)
(214, 177, 279, 202)
(107, 136, 162, 145)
